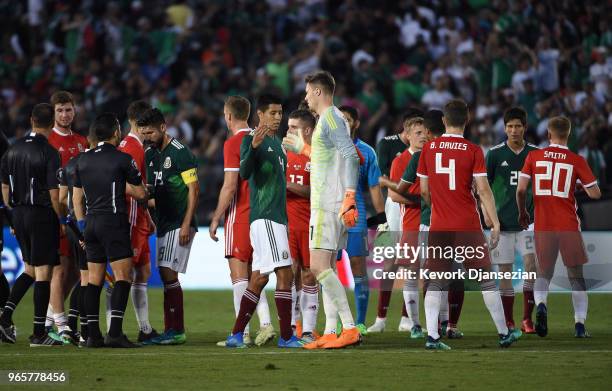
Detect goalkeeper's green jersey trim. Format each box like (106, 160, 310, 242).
(401, 150, 431, 226)
(485, 141, 538, 231)
(240, 133, 288, 225)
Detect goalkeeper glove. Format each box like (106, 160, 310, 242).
(282, 129, 311, 157)
(338, 189, 358, 227)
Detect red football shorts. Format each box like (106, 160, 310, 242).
(535, 231, 588, 271)
(131, 225, 151, 267)
(425, 231, 491, 272)
(225, 222, 253, 263)
(395, 230, 420, 267)
(59, 233, 72, 258)
(289, 228, 310, 268)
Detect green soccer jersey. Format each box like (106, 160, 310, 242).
(146, 138, 198, 237)
(486, 141, 538, 231)
(376, 134, 407, 177)
(401, 150, 431, 226)
(240, 132, 287, 225)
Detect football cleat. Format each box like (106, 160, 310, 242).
(104, 333, 140, 348)
(323, 328, 361, 349)
(447, 328, 464, 339)
(59, 329, 79, 346)
(356, 323, 368, 336)
(150, 329, 186, 345)
(367, 317, 386, 333)
(509, 328, 523, 340)
(85, 336, 105, 348)
(303, 333, 337, 350)
(521, 319, 536, 334)
(535, 303, 548, 337)
(499, 331, 518, 348)
(300, 332, 317, 344)
(398, 316, 412, 332)
(0, 323, 16, 344)
(410, 325, 424, 339)
(425, 336, 451, 350)
(29, 333, 64, 347)
(574, 323, 591, 338)
(278, 335, 304, 348)
(225, 332, 247, 348)
(254, 324, 276, 346)
(138, 328, 160, 343)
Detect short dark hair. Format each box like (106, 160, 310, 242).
(50, 91, 75, 107)
(423, 109, 445, 136)
(127, 100, 152, 122)
(339, 105, 359, 122)
(288, 109, 316, 130)
(256, 93, 283, 113)
(503, 106, 527, 127)
(225, 96, 251, 121)
(548, 116, 571, 139)
(305, 71, 335, 95)
(402, 107, 424, 123)
(31, 103, 55, 129)
(90, 112, 120, 142)
(136, 108, 166, 128)
(443, 99, 469, 128)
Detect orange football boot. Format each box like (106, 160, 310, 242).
(323, 328, 361, 349)
(303, 333, 337, 350)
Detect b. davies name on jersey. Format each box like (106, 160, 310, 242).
(430, 141, 468, 150)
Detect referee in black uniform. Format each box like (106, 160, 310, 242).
(0, 103, 64, 346)
(72, 112, 146, 348)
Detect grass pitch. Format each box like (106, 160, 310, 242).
(1, 290, 611, 390)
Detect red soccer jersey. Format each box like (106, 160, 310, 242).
(48, 127, 88, 167)
(119, 133, 147, 227)
(416, 134, 486, 231)
(286, 152, 311, 231)
(391, 149, 420, 231)
(520, 144, 597, 231)
(223, 129, 251, 226)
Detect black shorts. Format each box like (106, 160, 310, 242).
(12, 206, 60, 267)
(84, 214, 132, 263)
(65, 221, 88, 271)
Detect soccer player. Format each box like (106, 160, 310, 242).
(417, 99, 517, 350)
(210, 96, 274, 346)
(0, 103, 63, 346)
(0, 130, 9, 316)
(517, 116, 601, 338)
(225, 94, 302, 348)
(485, 107, 538, 334)
(140, 108, 199, 345)
(339, 105, 386, 335)
(285, 109, 319, 344)
(47, 90, 87, 343)
(368, 116, 425, 334)
(73, 113, 146, 348)
(283, 71, 361, 349)
(118, 100, 159, 342)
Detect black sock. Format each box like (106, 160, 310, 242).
(109, 280, 131, 338)
(33, 281, 50, 337)
(0, 273, 34, 325)
(85, 284, 103, 340)
(79, 284, 88, 339)
(0, 273, 9, 309)
(67, 283, 80, 332)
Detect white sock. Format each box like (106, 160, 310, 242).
(131, 282, 152, 333)
(439, 290, 449, 323)
(301, 285, 319, 334)
(534, 277, 550, 306)
(481, 281, 509, 335)
(424, 289, 441, 339)
(256, 290, 272, 327)
(45, 305, 54, 328)
(403, 278, 420, 326)
(53, 312, 69, 333)
(105, 284, 113, 333)
(317, 269, 355, 329)
(290, 282, 297, 326)
(322, 282, 339, 334)
(572, 291, 588, 324)
(232, 279, 249, 334)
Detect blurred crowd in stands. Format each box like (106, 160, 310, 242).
(0, 0, 610, 223)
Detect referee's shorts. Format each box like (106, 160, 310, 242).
(12, 206, 60, 267)
(84, 214, 133, 263)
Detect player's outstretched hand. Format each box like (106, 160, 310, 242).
(339, 189, 358, 228)
(282, 129, 311, 157)
(252, 125, 268, 149)
(209, 217, 220, 242)
(489, 225, 500, 250)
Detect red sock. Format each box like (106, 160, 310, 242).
(163, 287, 170, 332)
(164, 280, 184, 332)
(377, 290, 392, 318)
(275, 289, 293, 340)
(232, 289, 260, 335)
(448, 288, 464, 328)
(500, 289, 515, 327)
(523, 281, 535, 320)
